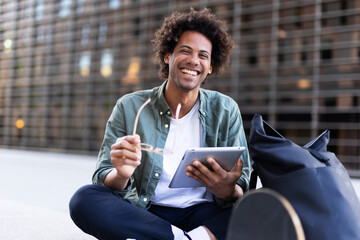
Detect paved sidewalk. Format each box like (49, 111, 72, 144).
(0, 148, 97, 240)
(0, 148, 359, 240)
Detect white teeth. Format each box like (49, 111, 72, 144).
(181, 69, 197, 76)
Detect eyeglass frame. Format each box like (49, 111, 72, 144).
(132, 98, 181, 155)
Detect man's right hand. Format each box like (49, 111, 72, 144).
(104, 135, 142, 190)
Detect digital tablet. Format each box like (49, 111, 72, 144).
(169, 146, 246, 188)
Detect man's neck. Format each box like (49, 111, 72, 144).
(164, 81, 200, 118)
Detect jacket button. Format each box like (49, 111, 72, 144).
(143, 198, 148, 202)
(165, 124, 169, 128)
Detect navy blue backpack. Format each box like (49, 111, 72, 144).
(249, 114, 360, 240)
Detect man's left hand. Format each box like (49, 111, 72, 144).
(186, 158, 243, 201)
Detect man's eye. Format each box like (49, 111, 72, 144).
(200, 54, 209, 59)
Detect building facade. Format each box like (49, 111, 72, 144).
(0, 0, 359, 176)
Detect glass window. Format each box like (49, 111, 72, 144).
(99, 22, 108, 44)
(35, 0, 44, 21)
(6, 1, 15, 20)
(3, 38, 13, 53)
(301, 39, 308, 65)
(122, 57, 140, 85)
(76, 0, 85, 13)
(21, 28, 31, 45)
(36, 26, 45, 43)
(247, 42, 258, 66)
(109, 0, 121, 10)
(81, 24, 90, 46)
(79, 51, 91, 77)
(24, 0, 33, 18)
(321, 39, 333, 61)
(59, 0, 72, 18)
(46, 26, 53, 43)
(100, 50, 113, 78)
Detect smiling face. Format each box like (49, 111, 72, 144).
(164, 31, 213, 92)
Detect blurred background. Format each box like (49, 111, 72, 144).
(0, 0, 359, 177)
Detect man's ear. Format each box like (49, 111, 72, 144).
(164, 53, 170, 64)
(208, 66, 213, 75)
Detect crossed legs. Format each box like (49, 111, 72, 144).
(69, 185, 231, 240)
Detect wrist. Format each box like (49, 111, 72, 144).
(104, 168, 130, 191)
(224, 184, 243, 201)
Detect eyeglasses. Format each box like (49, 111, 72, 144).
(132, 98, 181, 155)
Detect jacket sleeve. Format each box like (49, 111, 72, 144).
(92, 99, 134, 196)
(215, 101, 251, 208)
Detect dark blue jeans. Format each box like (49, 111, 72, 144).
(69, 184, 232, 240)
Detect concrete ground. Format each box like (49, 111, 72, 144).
(0, 148, 97, 240)
(0, 148, 359, 240)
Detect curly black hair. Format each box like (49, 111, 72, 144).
(152, 8, 235, 80)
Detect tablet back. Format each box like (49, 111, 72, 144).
(169, 147, 245, 188)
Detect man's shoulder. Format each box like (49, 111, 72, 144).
(200, 88, 237, 105)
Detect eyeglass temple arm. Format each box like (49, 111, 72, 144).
(170, 103, 182, 152)
(132, 98, 151, 136)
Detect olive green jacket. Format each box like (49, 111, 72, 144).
(93, 80, 251, 209)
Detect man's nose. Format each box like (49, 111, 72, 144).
(188, 54, 200, 66)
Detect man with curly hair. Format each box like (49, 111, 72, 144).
(70, 8, 250, 240)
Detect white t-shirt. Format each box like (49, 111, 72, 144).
(150, 100, 213, 208)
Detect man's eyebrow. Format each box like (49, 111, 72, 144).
(179, 45, 210, 55)
(179, 45, 192, 50)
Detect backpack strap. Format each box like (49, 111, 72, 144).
(249, 168, 258, 190)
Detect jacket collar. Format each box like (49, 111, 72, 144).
(155, 79, 207, 117)
(155, 80, 171, 116)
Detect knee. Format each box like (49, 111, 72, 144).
(69, 184, 107, 222)
(69, 185, 90, 219)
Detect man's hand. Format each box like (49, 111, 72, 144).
(104, 135, 142, 190)
(186, 158, 243, 201)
